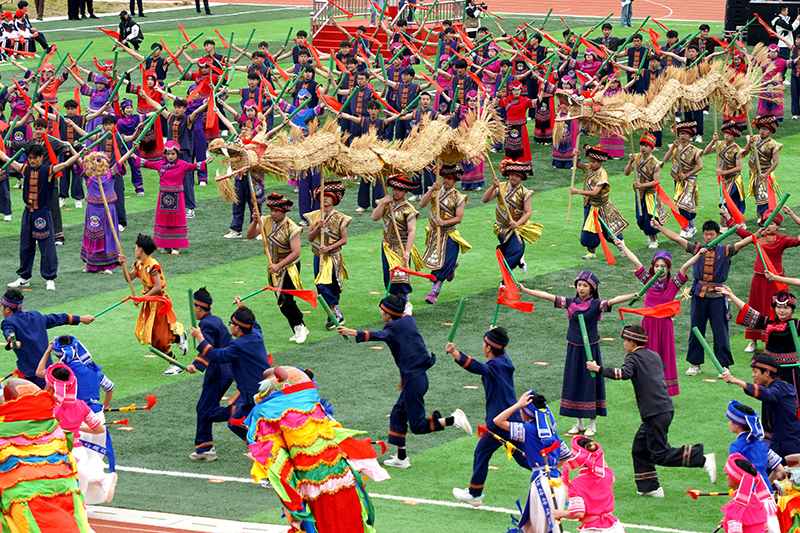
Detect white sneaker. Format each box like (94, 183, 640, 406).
(170, 249, 180, 255)
(703, 453, 717, 484)
(355, 206, 366, 213)
(453, 487, 483, 507)
(518, 257, 527, 274)
(199, 181, 207, 187)
(223, 230, 242, 239)
(293, 324, 309, 344)
(718, 367, 729, 379)
(784, 79, 791, 86)
(451, 408, 472, 435)
(384, 454, 411, 469)
(7, 277, 30, 288)
(404, 300, 413, 316)
(118, 224, 125, 232)
(289, 329, 298, 342)
(163, 364, 183, 376)
(178, 331, 189, 356)
(686, 226, 697, 238)
(638, 487, 665, 498)
(679, 229, 689, 239)
(186, 209, 195, 219)
(12, 180, 21, 189)
(59, 197, 66, 208)
(2, 215, 10, 222)
(137, 191, 145, 196)
(582, 253, 596, 260)
(744, 341, 757, 353)
(258, 479, 272, 488)
(256, 234, 262, 241)
(685, 365, 702, 376)
(189, 447, 218, 461)
(584, 423, 597, 437)
(695, 135, 703, 143)
(648, 236, 658, 249)
(45, 280, 55, 291)
(408, 194, 420, 202)
(75, 200, 83, 209)
(567, 423, 585, 435)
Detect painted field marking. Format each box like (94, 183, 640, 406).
(114, 465, 706, 533)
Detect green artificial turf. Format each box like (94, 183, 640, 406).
(1, 11, 796, 533)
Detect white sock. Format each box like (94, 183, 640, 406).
(576, 418, 584, 426)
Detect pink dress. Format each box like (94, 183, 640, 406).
(566, 465, 620, 530)
(54, 399, 102, 447)
(634, 267, 688, 396)
(140, 157, 206, 249)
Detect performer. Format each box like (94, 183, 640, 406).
(726, 400, 785, 495)
(519, 272, 636, 436)
(720, 455, 770, 533)
(1, 289, 93, 388)
(655, 219, 753, 376)
(481, 158, 541, 274)
(337, 295, 472, 468)
(3, 144, 83, 291)
(304, 181, 351, 328)
(571, 145, 628, 260)
(586, 324, 716, 496)
(188, 301, 271, 443)
(553, 437, 623, 532)
(663, 121, 703, 238)
(494, 389, 570, 533)
(757, 45, 787, 122)
(447, 327, 529, 507)
(723, 354, 800, 457)
(118, 233, 188, 375)
(702, 121, 745, 216)
(616, 243, 704, 396)
(742, 116, 782, 217)
(224, 166, 265, 239)
(722, 207, 799, 354)
(188, 287, 233, 462)
(419, 163, 471, 304)
(720, 286, 800, 413)
(496, 81, 534, 164)
(245, 193, 309, 344)
(624, 133, 665, 249)
(372, 174, 421, 316)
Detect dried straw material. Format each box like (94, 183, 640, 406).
(371, 116, 455, 173)
(327, 129, 388, 181)
(286, 119, 341, 174)
(215, 171, 238, 204)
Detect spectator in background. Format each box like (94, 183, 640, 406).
(118, 11, 143, 51)
(621, 0, 632, 28)
(129, 0, 144, 18)
(773, 6, 800, 84)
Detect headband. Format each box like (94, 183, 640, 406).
(45, 362, 77, 409)
(230, 313, 254, 331)
(621, 326, 649, 344)
(164, 140, 180, 152)
(484, 330, 507, 350)
(193, 295, 212, 311)
(750, 355, 777, 374)
(772, 290, 797, 309)
(520, 390, 556, 439)
(379, 297, 405, 317)
(1, 295, 22, 312)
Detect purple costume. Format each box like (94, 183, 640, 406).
(115, 101, 145, 193)
(79, 73, 111, 133)
(78, 162, 124, 271)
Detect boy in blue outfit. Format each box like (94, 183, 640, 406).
(188, 300, 270, 443)
(337, 294, 472, 468)
(726, 400, 784, 492)
(446, 327, 529, 507)
(42, 335, 114, 414)
(188, 287, 233, 462)
(2, 289, 94, 388)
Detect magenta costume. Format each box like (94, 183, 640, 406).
(138, 156, 206, 249)
(633, 257, 688, 396)
(77, 161, 124, 271)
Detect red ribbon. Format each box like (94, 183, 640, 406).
(261, 286, 318, 307)
(179, 24, 198, 49)
(654, 183, 689, 230)
(214, 29, 229, 49)
(391, 266, 436, 281)
(98, 27, 120, 40)
(592, 210, 616, 265)
(160, 39, 180, 68)
(316, 86, 342, 113)
(618, 300, 682, 321)
(719, 175, 745, 224)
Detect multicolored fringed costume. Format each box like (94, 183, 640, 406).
(632, 134, 667, 241)
(717, 120, 745, 214)
(245, 367, 388, 533)
(580, 146, 627, 251)
(670, 122, 701, 229)
(381, 175, 423, 297)
(747, 116, 782, 217)
(493, 159, 542, 272)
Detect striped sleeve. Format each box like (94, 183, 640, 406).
(767, 449, 783, 471)
(558, 441, 571, 461)
(745, 382, 761, 399)
(509, 422, 525, 443)
(554, 296, 568, 309)
(567, 496, 586, 515)
(99, 375, 115, 392)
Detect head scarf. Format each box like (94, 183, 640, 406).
(45, 362, 77, 409)
(265, 192, 293, 211)
(621, 325, 649, 344)
(313, 180, 346, 205)
(498, 157, 532, 178)
(724, 453, 772, 525)
(520, 389, 557, 439)
(562, 435, 605, 484)
(726, 400, 764, 443)
(379, 296, 405, 317)
(386, 174, 417, 191)
(759, 209, 783, 227)
(52, 336, 94, 366)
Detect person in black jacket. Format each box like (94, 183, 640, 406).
(118, 11, 143, 50)
(587, 324, 717, 497)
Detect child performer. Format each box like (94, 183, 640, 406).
(446, 327, 529, 507)
(702, 121, 745, 216)
(663, 121, 703, 239)
(624, 133, 664, 248)
(1, 289, 94, 388)
(304, 181, 351, 328)
(337, 295, 472, 468)
(118, 233, 188, 376)
(494, 389, 570, 533)
(137, 141, 213, 255)
(742, 116, 782, 217)
(571, 145, 628, 260)
(188, 287, 233, 462)
(722, 207, 799, 354)
(726, 400, 785, 497)
(419, 163, 471, 304)
(586, 324, 716, 497)
(554, 437, 622, 532)
(77, 147, 136, 273)
(720, 285, 800, 411)
(372, 175, 420, 316)
(721, 455, 770, 533)
(519, 272, 637, 436)
(481, 158, 541, 274)
(245, 193, 309, 344)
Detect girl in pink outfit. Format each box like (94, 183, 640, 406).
(137, 140, 214, 254)
(45, 362, 118, 504)
(721, 454, 772, 533)
(555, 436, 623, 533)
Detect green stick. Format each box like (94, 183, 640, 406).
(283, 27, 294, 48)
(761, 193, 791, 229)
(380, 54, 388, 81)
(94, 299, 126, 318)
(86, 131, 112, 151)
(497, 70, 512, 93)
(447, 297, 468, 343)
(688, 51, 708, 69)
(72, 40, 94, 65)
(492, 301, 500, 327)
(502, 258, 520, 286)
(317, 294, 349, 341)
(376, 0, 388, 28)
(235, 287, 268, 303)
(3, 117, 18, 143)
(691, 326, 725, 375)
(577, 314, 596, 377)
(670, 30, 699, 51)
(628, 268, 665, 305)
(185, 32, 205, 48)
(225, 32, 235, 65)
(540, 8, 552, 28)
(592, 13, 614, 31)
(790, 321, 800, 361)
(133, 107, 166, 144)
(384, 269, 394, 298)
(449, 84, 459, 113)
(706, 225, 740, 248)
(77, 126, 103, 143)
(341, 86, 359, 112)
(1, 150, 24, 170)
(107, 71, 127, 102)
(149, 347, 189, 371)
(389, 45, 407, 65)
(275, 73, 301, 104)
(242, 28, 256, 51)
(188, 288, 197, 349)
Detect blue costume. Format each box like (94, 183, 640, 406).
(52, 335, 114, 414)
(17, 163, 59, 282)
(356, 312, 441, 448)
(2, 303, 82, 388)
(727, 400, 782, 493)
(193, 319, 270, 441)
(193, 307, 233, 454)
(685, 241, 738, 368)
(744, 375, 800, 457)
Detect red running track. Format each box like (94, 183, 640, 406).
(90, 519, 201, 533)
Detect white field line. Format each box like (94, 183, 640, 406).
(114, 465, 707, 533)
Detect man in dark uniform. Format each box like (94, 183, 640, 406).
(587, 324, 716, 497)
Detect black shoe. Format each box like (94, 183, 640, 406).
(80, 15, 87, 19)
(89, 13, 98, 18)
(205, 10, 212, 14)
(326, 318, 334, 330)
(139, 13, 146, 17)
(36, 16, 42, 20)
(196, 8, 201, 12)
